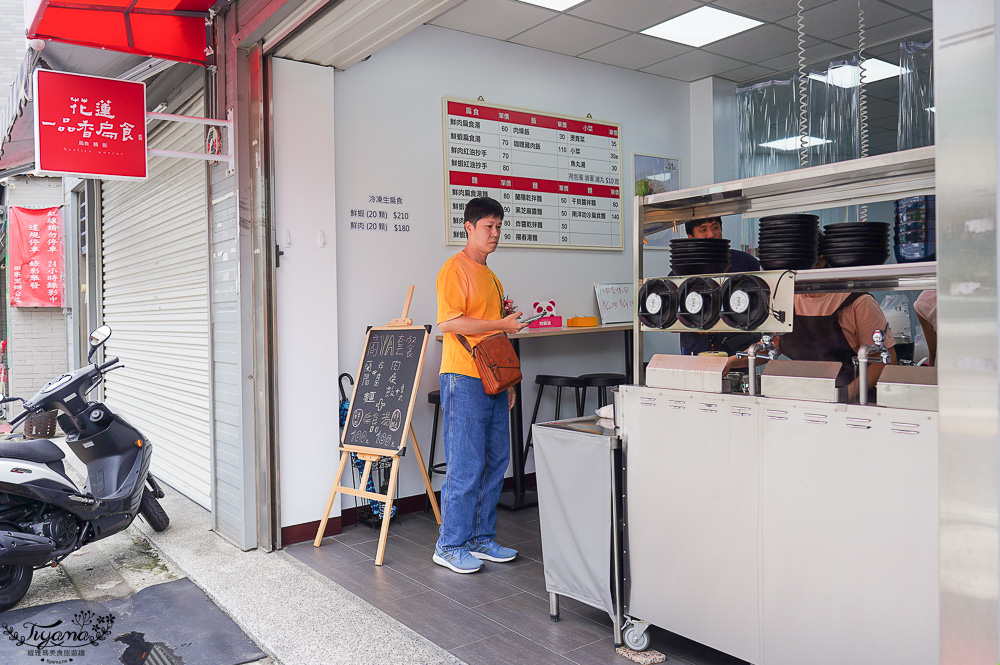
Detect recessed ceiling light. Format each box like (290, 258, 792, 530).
(808, 59, 907, 88)
(641, 7, 762, 48)
(759, 136, 833, 151)
(516, 0, 586, 11)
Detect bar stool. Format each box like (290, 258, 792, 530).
(523, 375, 586, 469)
(424, 390, 445, 513)
(578, 373, 627, 413)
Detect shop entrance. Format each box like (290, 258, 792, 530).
(269, 57, 341, 543)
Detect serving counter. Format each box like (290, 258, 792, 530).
(617, 385, 938, 665)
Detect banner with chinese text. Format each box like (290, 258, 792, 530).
(33, 69, 147, 180)
(9, 207, 64, 307)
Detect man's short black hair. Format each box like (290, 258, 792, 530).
(464, 197, 505, 226)
(685, 216, 723, 236)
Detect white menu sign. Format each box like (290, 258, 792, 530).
(443, 97, 623, 250)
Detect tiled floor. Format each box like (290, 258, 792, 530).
(287, 509, 747, 665)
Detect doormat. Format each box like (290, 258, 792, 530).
(0, 577, 266, 665)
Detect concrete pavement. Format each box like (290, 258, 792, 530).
(56, 440, 462, 665)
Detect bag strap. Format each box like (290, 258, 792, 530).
(456, 334, 475, 356)
(455, 276, 506, 357)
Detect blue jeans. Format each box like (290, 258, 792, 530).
(436, 373, 510, 550)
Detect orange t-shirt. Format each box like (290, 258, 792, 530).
(792, 293, 895, 351)
(437, 252, 505, 378)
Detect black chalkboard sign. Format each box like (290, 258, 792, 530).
(341, 325, 430, 454)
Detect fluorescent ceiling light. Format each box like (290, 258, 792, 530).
(760, 136, 832, 151)
(808, 59, 906, 88)
(641, 7, 762, 47)
(516, 0, 586, 10)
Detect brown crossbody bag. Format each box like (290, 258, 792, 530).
(456, 280, 522, 395)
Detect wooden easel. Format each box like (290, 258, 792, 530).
(314, 286, 441, 565)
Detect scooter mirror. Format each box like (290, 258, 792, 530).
(88, 325, 112, 361)
(89, 325, 111, 348)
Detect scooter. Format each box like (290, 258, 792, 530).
(0, 325, 169, 611)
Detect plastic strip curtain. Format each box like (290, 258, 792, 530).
(897, 40, 934, 151)
(737, 57, 864, 246)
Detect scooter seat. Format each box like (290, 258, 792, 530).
(0, 439, 66, 464)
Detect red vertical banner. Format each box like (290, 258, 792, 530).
(9, 207, 64, 307)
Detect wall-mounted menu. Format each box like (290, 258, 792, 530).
(443, 97, 623, 251)
(342, 326, 429, 453)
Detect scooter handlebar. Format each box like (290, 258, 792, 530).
(8, 408, 31, 429)
(98, 357, 120, 372)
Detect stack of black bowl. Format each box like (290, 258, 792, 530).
(894, 195, 935, 263)
(757, 214, 820, 270)
(819, 222, 891, 267)
(670, 238, 730, 276)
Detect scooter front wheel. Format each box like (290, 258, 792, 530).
(139, 488, 170, 532)
(0, 564, 33, 611)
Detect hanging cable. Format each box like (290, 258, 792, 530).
(796, 0, 809, 169)
(858, 0, 870, 221)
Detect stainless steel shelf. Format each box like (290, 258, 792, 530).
(792, 261, 937, 293)
(639, 146, 935, 225)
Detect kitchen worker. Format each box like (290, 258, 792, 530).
(675, 216, 762, 355)
(433, 196, 525, 574)
(727, 259, 897, 402)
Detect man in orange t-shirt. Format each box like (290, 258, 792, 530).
(433, 197, 526, 574)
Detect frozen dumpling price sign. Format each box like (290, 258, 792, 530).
(33, 70, 147, 180)
(9, 207, 64, 307)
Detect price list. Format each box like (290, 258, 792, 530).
(443, 98, 623, 250)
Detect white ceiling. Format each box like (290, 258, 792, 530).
(427, 0, 932, 84)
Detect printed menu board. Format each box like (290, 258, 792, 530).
(443, 97, 623, 250)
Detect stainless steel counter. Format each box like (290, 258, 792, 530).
(619, 385, 939, 665)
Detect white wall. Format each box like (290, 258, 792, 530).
(271, 58, 340, 527)
(331, 25, 691, 506)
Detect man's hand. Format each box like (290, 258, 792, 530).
(507, 386, 517, 410)
(500, 312, 528, 334)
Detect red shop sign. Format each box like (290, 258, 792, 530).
(9, 207, 65, 308)
(33, 70, 147, 180)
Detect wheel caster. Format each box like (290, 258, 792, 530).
(623, 620, 651, 651)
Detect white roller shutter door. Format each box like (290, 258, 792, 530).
(100, 90, 212, 508)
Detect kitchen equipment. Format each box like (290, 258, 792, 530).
(760, 359, 845, 402)
(645, 353, 729, 393)
(876, 365, 937, 411)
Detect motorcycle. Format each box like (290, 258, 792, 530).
(0, 325, 169, 611)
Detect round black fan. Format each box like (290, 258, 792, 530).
(677, 277, 721, 329)
(637, 279, 678, 329)
(720, 274, 771, 330)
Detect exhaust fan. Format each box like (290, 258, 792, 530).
(720, 274, 772, 330)
(677, 277, 721, 329)
(637, 279, 678, 329)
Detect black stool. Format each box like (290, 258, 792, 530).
(578, 373, 627, 412)
(523, 375, 586, 468)
(424, 390, 445, 513)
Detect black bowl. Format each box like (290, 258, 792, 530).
(823, 221, 891, 232)
(823, 252, 889, 268)
(760, 257, 819, 270)
(759, 213, 819, 222)
(671, 262, 731, 276)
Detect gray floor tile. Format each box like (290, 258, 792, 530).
(348, 534, 436, 573)
(308, 559, 432, 604)
(472, 591, 610, 654)
(387, 512, 444, 547)
(497, 521, 542, 545)
(330, 521, 390, 546)
(287, 537, 373, 569)
(563, 603, 614, 629)
(372, 590, 506, 650)
(562, 637, 626, 665)
(496, 506, 539, 528)
(488, 561, 585, 610)
(511, 534, 544, 562)
(450, 629, 576, 665)
(404, 562, 524, 608)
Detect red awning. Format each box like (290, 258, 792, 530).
(26, 0, 216, 66)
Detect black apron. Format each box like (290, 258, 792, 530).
(779, 293, 865, 386)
